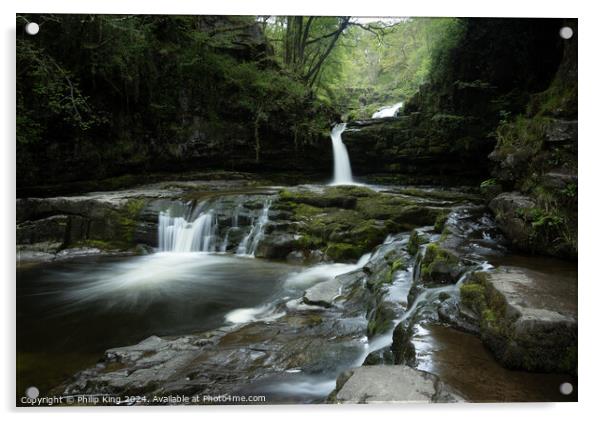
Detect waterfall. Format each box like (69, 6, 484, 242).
(158, 210, 218, 252)
(237, 199, 272, 256)
(371, 102, 403, 119)
(330, 123, 354, 185)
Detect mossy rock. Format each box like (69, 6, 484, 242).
(433, 213, 449, 233)
(325, 242, 364, 262)
(460, 270, 577, 374)
(420, 243, 462, 285)
(367, 302, 396, 337)
(407, 229, 428, 256)
(279, 186, 376, 209)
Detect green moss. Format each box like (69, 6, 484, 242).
(278, 186, 377, 209)
(460, 282, 487, 313)
(292, 203, 323, 218)
(559, 346, 578, 374)
(73, 239, 128, 251)
(460, 271, 511, 338)
(397, 188, 480, 203)
(325, 242, 363, 261)
(117, 198, 146, 244)
(385, 258, 406, 283)
(355, 194, 413, 220)
(439, 226, 452, 242)
(367, 303, 396, 337)
(407, 229, 427, 256)
(420, 243, 459, 280)
(433, 213, 448, 233)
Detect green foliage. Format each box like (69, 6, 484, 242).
(495, 115, 550, 155)
(334, 18, 464, 118)
(17, 14, 335, 186)
(263, 17, 463, 118)
(480, 178, 497, 188)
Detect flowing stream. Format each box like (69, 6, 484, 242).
(16, 194, 577, 403)
(16, 148, 577, 404)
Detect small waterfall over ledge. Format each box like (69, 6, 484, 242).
(330, 123, 354, 185)
(237, 199, 272, 256)
(371, 101, 403, 119)
(158, 209, 218, 252)
(158, 197, 272, 254)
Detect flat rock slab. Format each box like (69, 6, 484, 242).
(490, 266, 576, 320)
(333, 365, 461, 403)
(478, 266, 577, 373)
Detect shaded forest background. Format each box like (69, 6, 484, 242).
(16, 15, 460, 189)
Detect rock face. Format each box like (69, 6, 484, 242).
(489, 190, 576, 259)
(332, 366, 461, 403)
(460, 267, 577, 373)
(488, 192, 537, 252)
(343, 113, 495, 185)
(486, 20, 577, 259)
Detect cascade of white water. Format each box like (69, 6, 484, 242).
(330, 123, 354, 185)
(158, 209, 217, 252)
(371, 102, 403, 119)
(237, 199, 272, 256)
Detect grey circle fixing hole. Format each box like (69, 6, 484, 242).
(25, 386, 39, 399)
(559, 26, 573, 40)
(25, 22, 39, 36)
(559, 382, 573, 395)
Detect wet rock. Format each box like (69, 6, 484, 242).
(544, 119, 577, 143)
(332, 365, 462, 403)
(286, 250, 306, 264)
(255, 233, 298, 259)
(437, 296, 480, 335)
(63, 334, 216, 397)
(460, 268, 577, 373)
(362, 348, 395, 366)
(489, 192, 536, 252)
(541, 172, 577, 190)
(391, 322, 417, 366)
(419, 243, 464, 286)
(303, 269, 365, 308)
(407, 229, 428, 256)
(17, 215, 70, 246)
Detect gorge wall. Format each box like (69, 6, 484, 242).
(341, 18, 568, 185)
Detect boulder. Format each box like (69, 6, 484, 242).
(332, 365, 462, 403)
(419, 243, 464, 286)
(460, 267, 577, 373)
(303, 269, 365, 308)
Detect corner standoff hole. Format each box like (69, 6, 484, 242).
(559, 26, 573, 40)
(25, 22, 39, 36)
(559, 382, 573, 395)
(25, 386, 39, 399)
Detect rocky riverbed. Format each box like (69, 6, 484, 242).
(16, 175, 577, 404)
